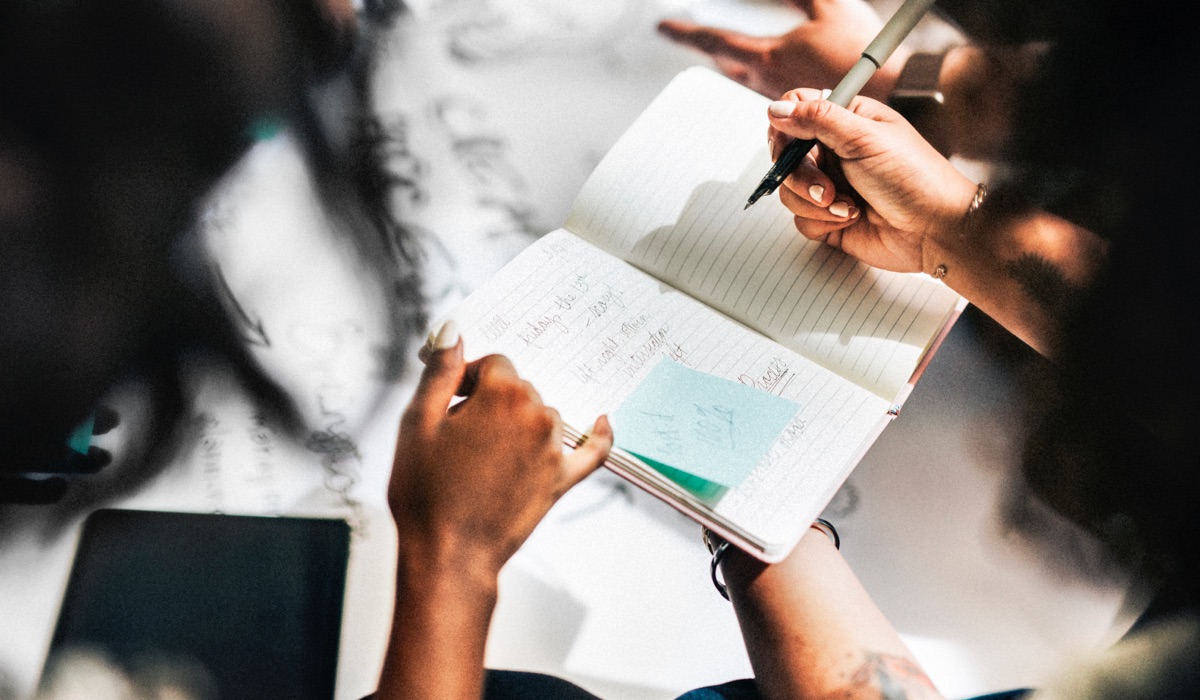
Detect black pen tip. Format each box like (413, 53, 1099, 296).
(745, 185, 770, 210)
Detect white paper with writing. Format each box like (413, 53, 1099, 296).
(566, 67, 961, 401)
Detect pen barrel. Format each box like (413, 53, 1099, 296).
(826, 58, 879, 108)
(862, 0, 937, 66)
(768, 138, 819, 184)
(746, 0, 934, 207)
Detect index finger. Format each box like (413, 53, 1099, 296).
(656, 19, 765, 64)
(456, 353, 520, 398)
(561, 415, 614, 489)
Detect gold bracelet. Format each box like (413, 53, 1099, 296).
(967, 181, 988, 219)
(930, 182, 987, 280)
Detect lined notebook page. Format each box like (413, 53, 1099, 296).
(444, 229, 889, 551)
(564, 67, 960, 401)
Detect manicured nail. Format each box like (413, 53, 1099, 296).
(432, 320, 459, 350)
(768, 100, 797, 118)
(829, 201, 850, 218)
(809, 184, 825, 202)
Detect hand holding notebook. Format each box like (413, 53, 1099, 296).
(438, 67, 962, 562)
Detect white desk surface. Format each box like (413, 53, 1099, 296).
(0, 2, 1139, 699)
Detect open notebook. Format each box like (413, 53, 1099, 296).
(439, 67, 963, 562)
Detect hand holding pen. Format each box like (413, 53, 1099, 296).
(764, 81, 982, 279)
(744, 0, 937, 209)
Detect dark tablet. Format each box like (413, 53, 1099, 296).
(40, 508, 351, 700)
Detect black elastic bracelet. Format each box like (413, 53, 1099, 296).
(702, 527, 731, 601)
(811, 517, 841, 550)
(709, 540, 731, 601)
(703, 520, 841, 601)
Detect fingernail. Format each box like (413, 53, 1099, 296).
(809, 184, 825, 202)
(768, 100, 797, 118)
(820, 88, 832, 100)
(829, 201, 850, 218)
(433, 320, 459, 350)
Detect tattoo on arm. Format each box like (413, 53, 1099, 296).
(1005, 253, 1083, 318)
(833, 652, 943, 700)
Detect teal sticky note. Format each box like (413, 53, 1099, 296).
(632, 455, 728, 501)
(612, 359, 800, 490)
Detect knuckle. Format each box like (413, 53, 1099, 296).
(486, 378, 537, 412)
(518, 379, 542, 403)
(476, 353, 505, 376)
(532, 409, 557, 437)
(810, 98, 837, 122)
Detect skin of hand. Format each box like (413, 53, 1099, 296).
(375, 325, 612, 700)
(766, 89, 977, 276)
(390, 336, 612, 574)
(767, 90, 1108, 358)
(659, 1, 1049, 161)
(657, 0, 908, 101)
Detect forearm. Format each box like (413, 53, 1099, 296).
(722, 532, 942, 700)
(374, 543, 498, 700)
(925, 207, 1108, 357)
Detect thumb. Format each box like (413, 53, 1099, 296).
(406, 321, 466, 429)
(561, 415, 614, 489)
(657, 19, 765, 64)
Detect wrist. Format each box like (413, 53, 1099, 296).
(708, 520, 841, 597)
(381, 532, 497, 700)
(394, 529, 503, 603)
(921, 180, 987, 281)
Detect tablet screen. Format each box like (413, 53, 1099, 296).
(40, 509, 351, 700)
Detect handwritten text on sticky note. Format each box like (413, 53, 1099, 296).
(612, 359, 800, 489)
